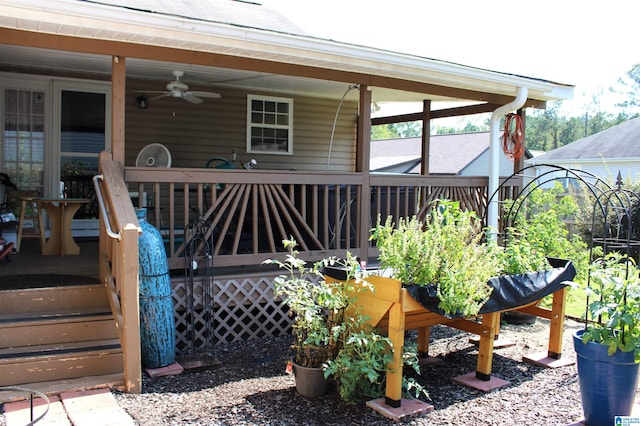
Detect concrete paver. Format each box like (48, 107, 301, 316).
(4, 388, 135, 426)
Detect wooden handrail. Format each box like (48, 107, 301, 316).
(93, 174, 121, 240)
(97, 151, 142, 393)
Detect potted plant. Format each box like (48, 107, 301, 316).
(573, 252, 640, 425)
(263, 238, 367, 397)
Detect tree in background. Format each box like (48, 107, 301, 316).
(614, 63, 640, 111)
(371, 124, 398, 140)
(525, 102, 561, 151)
(371, 64, 640, 150)
(371, 121, 422, 140)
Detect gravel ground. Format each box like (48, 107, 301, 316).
(109, 317, 585, 425)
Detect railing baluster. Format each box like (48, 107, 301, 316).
(123, 168, 516, 267)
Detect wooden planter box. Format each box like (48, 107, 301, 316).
(343, 274, 570, 409)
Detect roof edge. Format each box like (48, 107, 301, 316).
(0, 0, 574, 102)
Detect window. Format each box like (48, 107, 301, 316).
(3, 89, 45, 191)
(247, 95, 292, 155)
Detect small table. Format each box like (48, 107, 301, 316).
(35, 198, 88, 256)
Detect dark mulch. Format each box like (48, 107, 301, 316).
(113, 319, 586, 425)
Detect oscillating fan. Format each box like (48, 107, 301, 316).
(136, 143, 172, 167)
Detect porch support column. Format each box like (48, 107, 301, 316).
(111, 55, 126, 169)
(488, 87, 527, 240)
(421, 100, 431, 175)
(357, 85, 372, 262)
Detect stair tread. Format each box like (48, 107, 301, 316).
(0, 338, 122, 361)
(0, 283, 104, 294)
(0, 307, 113, 325)
(0, 284, 110, 315)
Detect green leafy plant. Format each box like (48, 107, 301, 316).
(263, 238, 368, 368)
(324, 330, 428, 404)
(370, 200, 498, 317)
(580, 252, 640, 362)
(266, 239, 428, 405)
(501, 182, 592, 281)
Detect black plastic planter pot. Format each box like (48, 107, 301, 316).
(324, 258, 576, 319)
(406, 258, 576, 318)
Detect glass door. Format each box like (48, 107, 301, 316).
(53, 82, 111, 234)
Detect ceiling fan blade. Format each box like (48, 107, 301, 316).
(182, 93, 203, 104)
(140, 90, 170, 94)
(149, 93, 171, 101)
(189, 91, 222, 99)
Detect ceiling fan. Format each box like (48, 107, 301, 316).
(145, 70, 221, 104)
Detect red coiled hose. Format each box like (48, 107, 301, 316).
(502, 113, 524, 160)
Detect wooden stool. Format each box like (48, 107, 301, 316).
(16, 195, 43, 252)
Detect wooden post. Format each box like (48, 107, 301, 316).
(421, 100, 431, 175)
(476, 312, 499, 380)
(120, 224, 142, 393)
(357, 85, 372, 262)
(417, 326, 431, 357)
(111, 55, 126, 169)
(548, 286, 567, 359)
(385, 297, 405, 407)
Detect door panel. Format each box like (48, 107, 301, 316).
(53, 84, 111, 234)
(59, 90, 105, 221)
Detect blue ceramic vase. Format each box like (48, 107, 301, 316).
(137, 208, 176, 368)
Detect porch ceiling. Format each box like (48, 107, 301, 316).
(0, 43, 417, 104)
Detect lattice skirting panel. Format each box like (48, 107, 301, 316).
(171, 270, 306, 354)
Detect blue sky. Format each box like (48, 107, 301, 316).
(264, 0, 639, 115)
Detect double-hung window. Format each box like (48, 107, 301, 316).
(246, 95, 293, 155)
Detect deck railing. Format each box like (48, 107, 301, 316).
(124, 167, 521, 269)
(95, 152, 142, 393)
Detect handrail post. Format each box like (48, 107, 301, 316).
(119, 224, 142, 393)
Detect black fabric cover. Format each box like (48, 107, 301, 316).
(406, 257, 576, 318)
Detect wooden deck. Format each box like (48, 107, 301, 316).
(0, 238, 99, 280)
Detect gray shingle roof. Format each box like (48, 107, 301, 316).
(86, 0, 309, 35)
(534, 117, 640, 160)
(370, 132, 491, 175)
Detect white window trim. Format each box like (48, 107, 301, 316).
(246, 94, 293, 155)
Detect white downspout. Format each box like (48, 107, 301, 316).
(487, 87, 528, 241)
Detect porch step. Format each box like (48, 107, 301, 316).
(0, 309, 118, 349)
(0, 339, 123, 387)
(0, 283, 124, 389)
(0, 283, 108, 315)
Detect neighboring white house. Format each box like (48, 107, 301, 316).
(371, 131, 522, 176)
(526, 117, 640, 184)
